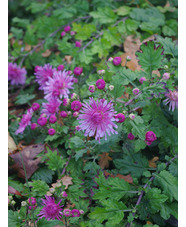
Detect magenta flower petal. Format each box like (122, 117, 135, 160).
(78, 98, 118, 142)
(8, 63, 27, 85)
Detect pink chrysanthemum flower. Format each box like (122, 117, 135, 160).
(132, 88, 140, 95)
(71, 100, 82, 111)
(63, 209, 71, 217)
(88, 85, 95, 93)
(31, 123, 37, 130)
(115, 113, 125, 123)
(71, 209, 80, 217)
(8, 62, 27, 85)
(113, 56, 122, 66)
(139, 77, 147, 84)
(38, 196, 63, 221)
(145, 131, 157, 146)
(34, 64, 55, 90)
(42, 98, 62, 117)
(74, 67, 83, 76)
(96, 79, 106, 90)
(15, 108, 33, 134)
(75, 41, 82, 48)
(78, 98, 118, 142)
(163, 89, 178, 112)
(128, 132, 135, 140)
(64, 25, 71, 32)
(43, 70, 74, 101)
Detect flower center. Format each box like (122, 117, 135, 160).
(91, 112, 103, 124)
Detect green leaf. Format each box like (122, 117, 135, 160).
(94, 173, 131, 200)
(136, 41, 163, 74)
(90, 7, 117, 24)
(45, 148, 66, 171)
(12, 17, 30, 28)
(156, 36, 178, 58)
(115, 6, 131, 16)
(75, 149, 87, 161)
(114, 153, 149, 177)
(154, 170, 178, 202)
(73, 23, 96, 41)
(31, 167, 54, 183)
(160, 201, 178, 220)
(53, 7, 76, 19)
(37, 219, 63, 227)
(125, 19, 140, 32)
(130, 7, 165, 23)
(89, 199, 127, 226)
(110, 75, 124, 99)
(162, 19, 178, 37)
(103, 27, 121, 46)
(145, 188, 168, 214)
(10, 27, 23, 40)
(79, 50, 94, 65)
(119, 68, 140, 85)
(90, 38, 110, 58)
(69, 136, 85, 150)
(8, 210, 22, 227)
(8, 178, 24, 192)
(30, 180, 49, 197)
(15, 94, 35, 105)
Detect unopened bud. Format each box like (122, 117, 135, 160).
(164, 65, 168, 69)
(50, 188, 55, 193)
(11, 200, 16, 205)
(129, 113, 135, 120)
(126, 56, 132, 61)
(109, 85, 114, 91)
(80, 209, 84, 214)
(108, 57, 113, 62)
(21, 201, 27, 207)
(97, 69, 105, 75)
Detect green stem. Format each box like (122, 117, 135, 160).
(19, 152, 36, 227)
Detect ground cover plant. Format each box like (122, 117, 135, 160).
(8, 0, 178, 226)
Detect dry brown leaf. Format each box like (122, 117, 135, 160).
(55, 51, 61, 56)
(42, 49, 52, 57)
(24, 44, 32, 52)
(152, 70, 160, 77)
(120, 52, 141, 71)
(146, 221, 153, 225)
(122, 35, 156, 71)
(98, 152, 112, 169)
(115, 173, 133, 184)
(149, 157, 159, 168)
(104, 171, 133, 184)
(65, 55, 73, 64)
(9, 144, 44, 179)
(8, 132, 17, 154)
(8, 185, 22, 196)
(61, 176, 73, 189)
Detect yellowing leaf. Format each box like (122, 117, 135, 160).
(61, 175, 73, 189)
(42, 49, 51, 57)
(98, 152, 112, 169)
(149, 157, 159, 168)
(8, 132, 17, 154)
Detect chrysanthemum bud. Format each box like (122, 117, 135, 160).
(129, 113, 135, 120)
(61, 191, 68, 197)
(132, 88, 140, 95)
(80, 210, 84, 214)
(96, 79, 106, 90)
(109, 85, 114, 91)
(21, 201, 27, 207)
(162, 72, 170, 80)
(71, 93, 77, 99)
(48, 128, 56, 136)
(61, 31, 66, 37)
(126, 56, 132, 61)
(73, 112, 79, 117)
(64, 25, 71, 32)
(11, 200, 16, 205)
(97, 69, 105, 75)
(113, 56, 122, 66)
(108, 57, 113, 62)
(75, 41, 81, 48)
(31, 123, 38, 130)
(89, 85, 95, 93)
(70, 31, 76, 36)
(139, 77, 147, 84)
(164, 65, 169, 69)
(49, 188, 55, 193)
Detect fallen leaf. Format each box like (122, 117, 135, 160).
(115, 173, 133, 184)
(152, 70, 160, 77)
(121, 35, 156, 71)
(65, 55, 73, 64)
(104, 171, 133, 184)
(146, 221, 153, 224)
(42, 49, 52, 57)
(9, 144, 44, 179)
(55, 51, 61, 56)
(8, 132, 17, 154)
(149, 156, 159, 168)
(98, 152, 112, 169)
(8, 185, 22, 196)
(61, 176, 73, 189)
(24, 44, 32, 52)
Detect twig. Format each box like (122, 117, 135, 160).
(61, 156, 71, 175)
(126, 155, 178, 227)
(78, 16, 128, 52)
(18, 16, 91, 66)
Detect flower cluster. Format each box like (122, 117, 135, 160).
(8, 63, 27, 85)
